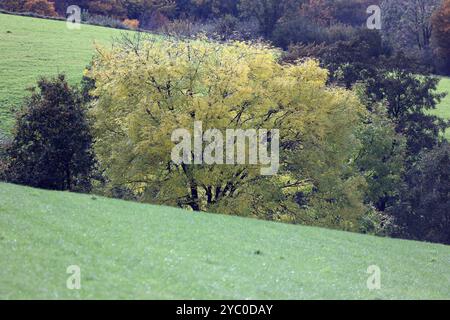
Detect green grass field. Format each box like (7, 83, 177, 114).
(0, 13, 132, 134)
(1, 13, 450, 138)
(0, 182, 449, 299)
(431, 77, 450, 139)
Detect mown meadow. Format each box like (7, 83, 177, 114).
(1, 182, 449, 299)
(0, 13, 135, 134)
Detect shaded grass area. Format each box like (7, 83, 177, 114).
(430, 77, 450, 140)
(0, 182, 449, 299)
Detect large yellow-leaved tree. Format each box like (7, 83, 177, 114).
(88, 37, 368, 230)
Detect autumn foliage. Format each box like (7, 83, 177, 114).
(122, 18, 140, 29)
(432, 0, 450, 73)
(0, 0, 57, 16)
(23, 0, 57, 16)
(88, 38, 369, 229)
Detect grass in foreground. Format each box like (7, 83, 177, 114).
(0, 182, 449, 299)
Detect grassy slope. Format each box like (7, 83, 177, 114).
(0, 182, 449, 300)
(0, 13, 132, 134)
(430, 77, 450, 140)
(1, 13, 450, 138)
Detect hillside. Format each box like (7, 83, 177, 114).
(0, 182, 448, 299)
(0, 13, 449, 138)
(0, 13, 134, 134)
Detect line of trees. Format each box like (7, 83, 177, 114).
(284, 26, 449, 244)
(0, 0, 57, 16)
(2, 0, 449, 74)
(2, 35, 448, 243)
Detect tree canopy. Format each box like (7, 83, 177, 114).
(88, 38, 369, 230)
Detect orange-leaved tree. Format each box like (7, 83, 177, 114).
(24, 0, 57, 16)
(432, 0, 450, 74)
